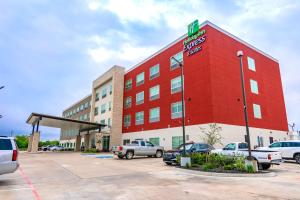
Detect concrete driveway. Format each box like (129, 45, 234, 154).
(0, 152, 300, 200)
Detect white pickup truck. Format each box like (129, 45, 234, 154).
(112, 140, 164, 159)
(0, 136, 19, 175)
(212, 142, 283, 170)
(257, 141, 300, 164)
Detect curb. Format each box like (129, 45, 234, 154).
(175, 167, 277, 177)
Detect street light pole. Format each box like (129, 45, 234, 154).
(237, 51, 252, 159)
(171, 56, 186, 156)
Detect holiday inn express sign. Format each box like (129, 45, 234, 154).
(183, 19, 206, 56)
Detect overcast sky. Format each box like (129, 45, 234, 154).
(0, 0, 299, 140)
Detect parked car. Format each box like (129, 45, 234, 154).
(49, 146, 64, 151)
(41, 145, 54, 151)
(257, 141, 300, 164)
(0, 136, 19, 175)
(112, 140, 164, 159)
(212, 142, 283, 170)
(163, 142, 214, 165)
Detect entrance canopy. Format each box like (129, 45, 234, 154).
(26, 113, 106, 133)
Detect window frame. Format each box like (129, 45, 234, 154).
(136, 72, 145, 86)
(149, 107, 160, 123)
(149, 64, 160, 80)
(136, 91, 144, 105)
(171, 101, 182, 119)
(170, 51, 183, 70)
(253, 104, 262, 119)
(124, 114, 131, 127)
(124, 96, 132, 108)
(247, 56, 256, 71)
(171, 76, 182, 94)
(135, 111, 144, 125)
(149, 85, 160, 101)
(125, 79, 132, 91)
(250, 79, 259, 94)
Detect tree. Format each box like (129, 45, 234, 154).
(200, 123, 223, 146)
(16, 135, 29, 149)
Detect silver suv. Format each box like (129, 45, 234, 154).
(0, 136, 19, 175)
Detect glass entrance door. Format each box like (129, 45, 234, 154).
(102, 136, 110, 152)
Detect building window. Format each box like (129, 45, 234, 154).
(149, 138, 160, 146)
(136, 72, 145, 86)
(149, 64, 159, 80)
(170, 51, 183, 70)
(124, 115, 131, 127)
(77, 107, 80, 112)
(102, 88, 107, 98)
(149, 107, 160, 123)
(108, 101, 112, 111)
(94, 107, 98, 116)
(101, 104, 106, 114)
(172, 136, 183, 149)
(107, 118, 111, 126)
(109, 85, 112, 95)
(83, 114, 88, 120)
(95, 92, 99, 101)
(136, 91, 144, 105)
(250, 79, 259, 94)
(171, 76, 182, 94)
(124, 96, 132, 108)
(100, 119, 105, 124)
(123, 139, 130, 145)
(135, 111, 144, 125)
(80, 105, 84, 111)
(171, 101, 182, 119)
(247, 57, 256, 71)
(84, 102, 89, 109)
(149, 85, 160, 101)
(125, 79, 132, 91)
(253, 104, 262, 119)
(257, 136, 264, 147)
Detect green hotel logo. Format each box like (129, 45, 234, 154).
(188, 19, 199, 37)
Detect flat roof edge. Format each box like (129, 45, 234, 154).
(126, 20, 278, 73)
(62, 94, 92, 113)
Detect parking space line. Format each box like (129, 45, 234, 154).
(19, 166, 41, 200)
(0, 187, 31, 192)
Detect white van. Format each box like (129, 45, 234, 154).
(0, 136, 19, 175)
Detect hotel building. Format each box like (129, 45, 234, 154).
(60, 20, 288, 151)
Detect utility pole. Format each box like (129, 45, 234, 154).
(171, 56, 186, 156)
(237, 51, 252, 159)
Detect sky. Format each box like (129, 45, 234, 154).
(0, 0, 299, 140)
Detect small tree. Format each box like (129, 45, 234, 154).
(200, 123, 223, 146)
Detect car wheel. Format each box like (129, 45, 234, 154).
(125, 151, 134, 160)
(155, 150, 163, 158)
(118, 155, 124, 159)
(261, 164, 271, 170)
(165, 162, 172, 166)
(295, 154, 300, 164)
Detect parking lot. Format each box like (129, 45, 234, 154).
(0, 152, 300, 200)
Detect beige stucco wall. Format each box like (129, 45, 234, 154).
(122, 123, 288, 150)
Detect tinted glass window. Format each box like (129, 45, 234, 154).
(0, 139, 13, 150)
(197, 144, 208, 149)
(269, 142, 282, 148)
(238, 143, 248, 149)
(225, 143, 236, 150)
(140, 141, 145, 146)
(131, 141, 139, 145)
(146, 142, 153, 147)
(179, 144, 193, 150)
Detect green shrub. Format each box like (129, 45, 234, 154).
(202, 163, 215, 171)
(176, 155, 181, 165)
(84, 148, 97, 153)
(224, 164, 234, 170)
(235, 157, 246, 172)
(246, 165, 255, 173)
(185, 162, 190, 168)
(190, 153, 207, 165)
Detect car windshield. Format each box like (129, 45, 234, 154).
(178, 144, 193, 150)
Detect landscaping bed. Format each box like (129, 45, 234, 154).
(177, 153, 263, 174)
